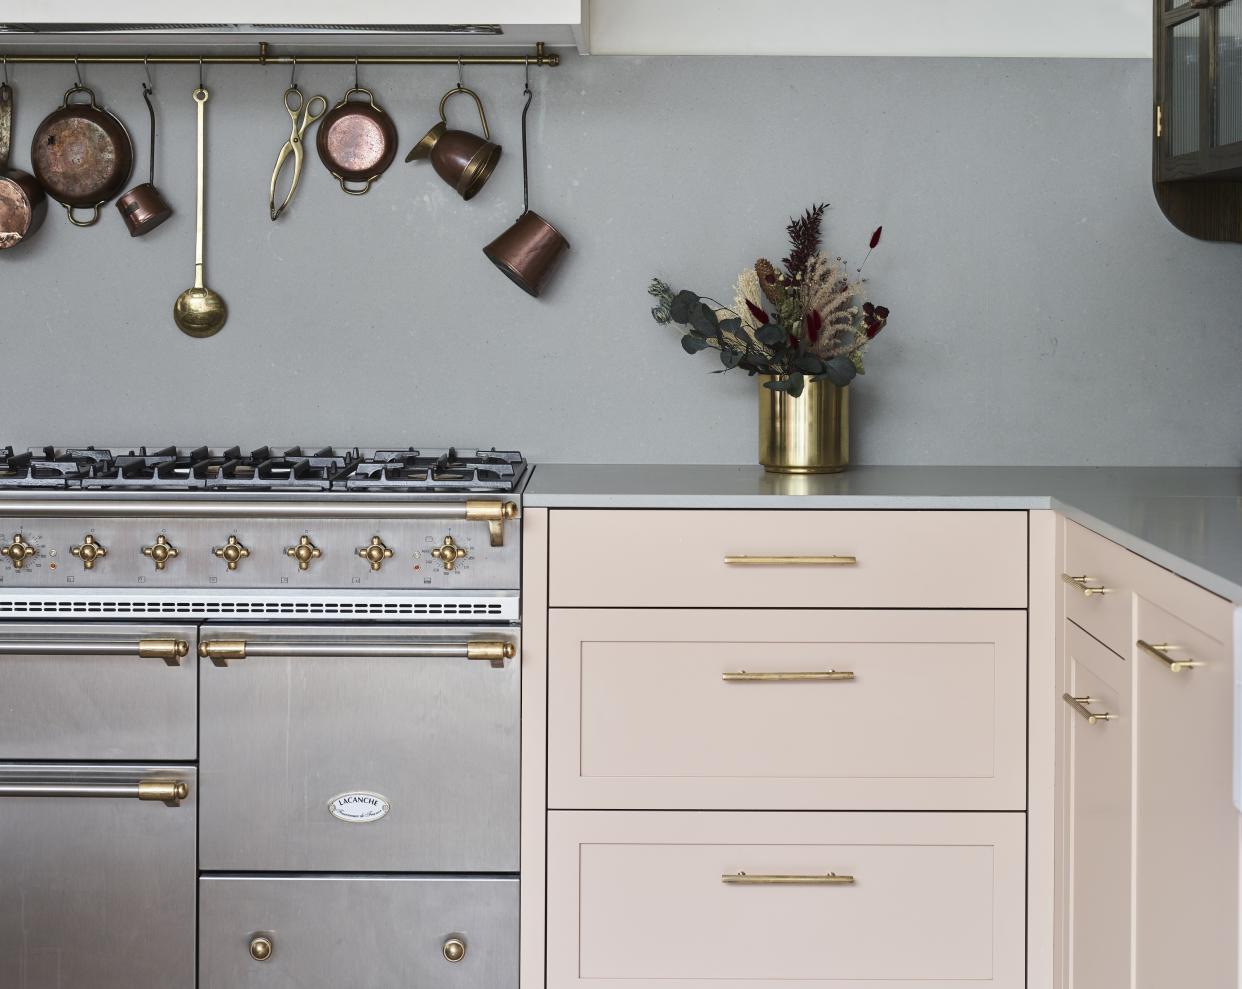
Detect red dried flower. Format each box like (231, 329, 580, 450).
(804, 308, 823, 343)
(745, 300, 770, 325)
(869, 226, 883, 250)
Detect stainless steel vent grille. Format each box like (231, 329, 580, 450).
(0, 24, 504, 35)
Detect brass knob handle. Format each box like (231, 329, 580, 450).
(213, 535, 251, 571)
(1061, 573, 1111, 597)
(0, 534, 36, 570)
(286, 535, 322, 571)
(443, 937, 466, 963)
(358, 536, 394, 572)
(431, 535, 467, 571)
(142, 534, 179, 571)
(249, 935, 273, 961)
(70, 534, 108, 570)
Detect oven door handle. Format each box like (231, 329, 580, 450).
(0, 637, 190, 666)
(199, 638, 516, 668)
(0, 779, 190, 804)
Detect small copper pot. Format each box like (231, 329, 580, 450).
(483, 211, 569, 297)
(0, 82, 46, 252)
(316, 87, 398, 196)
(405, 86, 501, 201)
(116, 83, 172, 237)
(31, 85, 133, 228)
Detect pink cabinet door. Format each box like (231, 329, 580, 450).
(1062, 520, 1136, 659)
(1135, 595, 1238, 989)
(547, 810, 1026, 989)
(1062, 623, 1131, 989)
(548, 608, 1026, 811)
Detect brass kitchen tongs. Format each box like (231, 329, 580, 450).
(269, 62, 326, 221)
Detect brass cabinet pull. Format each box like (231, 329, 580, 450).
(723, 670, 854, 682)
(1137, 639, 1203, 673)
(201, 638, 515, 668)
(724, 555, 857, 566)
(722, 871, 855, 886)
(1061, 573, 1111, 597)
(0, 637, 189, 665)
(0, 779, 189, 804)
(248, 935, 273, 961)
(1062, 693, 1114, 725)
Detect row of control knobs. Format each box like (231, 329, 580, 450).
(0, 533, 468, 574)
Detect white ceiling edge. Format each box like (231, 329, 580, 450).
(587, 0, 1153, 59)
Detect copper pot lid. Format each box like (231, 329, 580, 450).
(31, 86, 133, 208)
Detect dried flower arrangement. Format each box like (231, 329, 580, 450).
(648, 204, 890, 397)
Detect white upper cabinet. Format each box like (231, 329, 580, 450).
(588, 0, 1151, 58)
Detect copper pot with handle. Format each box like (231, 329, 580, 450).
(0, 80, 47, 251)
(315, 87, 397, 196)
(32, 84, 133, 227)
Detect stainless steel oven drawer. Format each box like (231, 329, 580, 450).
(199, 874, 519, 988)
(0, 621, 197, 760)
(0, 764, 196, 989)
(198, 623, 520, 872)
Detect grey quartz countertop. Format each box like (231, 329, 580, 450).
(524, 465, 1242, 603)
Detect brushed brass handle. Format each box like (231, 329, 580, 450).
(723, 871, 855, 886)
(723, 670, 854, 682)
(724, 555, 857, 566)
(1062, 693, 1114, 725)
(465, 499, 519, 547)
(0, 637, 188, 665)
(201, 638, 515, 667)
(0, 779, 189, 804)
(137, 638, 191, 666)
(1061, 573, 1111, 597)
(1137, 639, 1204, 672)
(249, 935, 273, 961)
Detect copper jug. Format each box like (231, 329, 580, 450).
(405, 86, 501, 201)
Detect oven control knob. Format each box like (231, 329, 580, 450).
(431, 535, 467, 572)
(213, 535, 251, 571)
(1, 534, 36, 570)
(249, 935, 273, 961)
(70, 534, 108, 570)
(358, 536, 394, 572)
(443, 937, 467, 963)
(142, 534, 179, 571)
(286, 535, 322, 571)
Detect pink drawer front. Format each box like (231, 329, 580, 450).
(1063, 521, 1135, 659)
(548, 510, 1027, 609)
(549, 608, 1026, 810)
(547, 810, 1026, 989)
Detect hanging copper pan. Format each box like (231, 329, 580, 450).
(31, 85, 133, 227)
(0, 81, 47, 251)
(315, 87, 397, 196)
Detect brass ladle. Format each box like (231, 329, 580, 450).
(174, 86, 227, 338)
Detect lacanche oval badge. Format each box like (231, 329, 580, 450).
(328, 791, 391, 824)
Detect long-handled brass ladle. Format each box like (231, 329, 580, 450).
(174, 82, 227, 338)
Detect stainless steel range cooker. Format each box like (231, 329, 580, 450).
(0, 446, 527, 988)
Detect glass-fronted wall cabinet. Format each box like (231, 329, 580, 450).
(1155, 0, 1242, 240)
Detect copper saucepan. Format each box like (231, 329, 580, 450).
(32, 84, 133, 227)
(315, 87, 398, 196)
(0, 81, 47, 251)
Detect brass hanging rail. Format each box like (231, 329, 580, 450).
(0, 40, 559, 67)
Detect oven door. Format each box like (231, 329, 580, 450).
(0, 621, 197, 760)
(198, 623, 520, 873)
(0, 764, 197, 989)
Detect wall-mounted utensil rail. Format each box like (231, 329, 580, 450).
(0, 41, 558, 67)
(0, 636, 189, 664)
(0, 779, 189, 803)
(200, 637, 515, 667)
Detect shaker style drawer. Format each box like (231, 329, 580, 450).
(0, 764, 197, 989)
(549, 609, 1026, 810)
(0, 621, 197, 760)
(548, 510, 1027, 608)
(1063, 521, 1135, 658)
(547, 810, 1025, 989)
(199, 875, 518, 989)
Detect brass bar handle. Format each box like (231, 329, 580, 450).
(0, 779, 189, 804)
(0, 499, 520, 524)
(1061, 573, 1111, 597)
(1137, 639, 1203, 673)
(1062, 693, 1114, 725)
(723, 670, 854, 683)
(0, 637, 188, 665)
(201, 638, 516, 668)
(722, 872, 855, 886)
(724, 555, 857, 566)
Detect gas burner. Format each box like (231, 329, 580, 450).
(346, 448, 526, 492)
(0, 446, 113, 488)
(198, 447, 356, 491)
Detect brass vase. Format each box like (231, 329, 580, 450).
(757, 375, 849, 474)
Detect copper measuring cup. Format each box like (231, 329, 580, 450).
(405, 84, 501, 201)
(116, 68, 173, 237)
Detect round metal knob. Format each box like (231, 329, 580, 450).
(249, 935, 273, 961)
(142, 534, 179, 571)
(443, 937, 467, 963)
(0, 534, 36, 570)
(358, 536, 394, 572)
(431, 535, 467, 572)
(70, 534, 107, 570)
(213, 535, 251, 571)
(286, 535, 322, 571)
